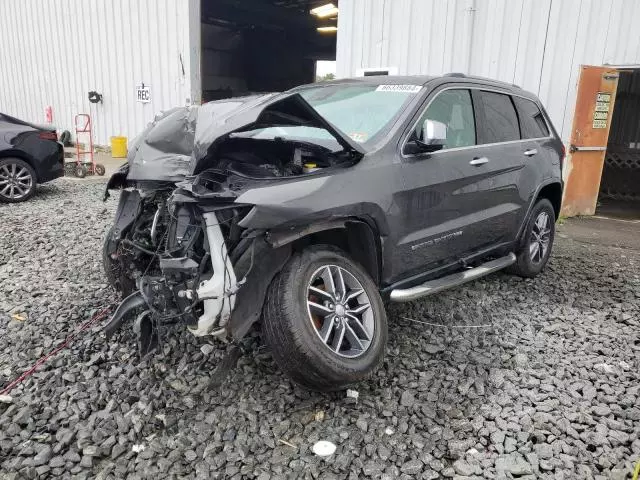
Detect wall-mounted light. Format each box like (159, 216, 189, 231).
(317, 26, 338, 33)
(310, 3, 339, 18)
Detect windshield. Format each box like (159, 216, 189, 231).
(233, 84, 420, 150)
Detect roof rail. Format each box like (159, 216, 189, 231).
(444, 72, 522, 89)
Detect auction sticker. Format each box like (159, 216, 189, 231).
(376, 84, 422, 93)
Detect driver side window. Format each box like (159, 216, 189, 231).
(415, 89, 476, 149)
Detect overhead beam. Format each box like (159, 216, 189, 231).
(201, 0, 321, 30)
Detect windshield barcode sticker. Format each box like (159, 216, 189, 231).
(376, 84, 422, 93)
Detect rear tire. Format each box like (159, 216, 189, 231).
(262, 245, 387, 391)
(507, 198, 556, 278)
(0, 158, 36, 203)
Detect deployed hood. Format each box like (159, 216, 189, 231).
(126, 93, 365, 182)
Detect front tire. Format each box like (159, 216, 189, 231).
(0, 158, 36, 203)
(102, 226, 135, 296)
(507, 198, 556, 278)
(262, 246, 387, 391)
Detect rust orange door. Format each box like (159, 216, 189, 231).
(562, 66, 619, 217)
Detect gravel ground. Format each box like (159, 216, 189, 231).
(1, 179, 639, 480)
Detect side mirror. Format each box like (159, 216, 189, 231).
(403, 119, 447, 155)
(422, 119, 447, 146)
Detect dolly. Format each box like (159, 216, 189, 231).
(65, 114, 105, 178)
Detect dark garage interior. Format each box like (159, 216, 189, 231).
(598, 68, 640, 219)
(200, 0, 337, 102)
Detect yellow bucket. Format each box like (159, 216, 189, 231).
(111, 136, 127, 158)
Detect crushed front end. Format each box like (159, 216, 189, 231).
(104, 192, 260, 353)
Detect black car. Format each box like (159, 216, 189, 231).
(103, 74, 564, 390)
(0, 113, 65, 202)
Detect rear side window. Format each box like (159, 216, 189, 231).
(477, 91, 520, 143)
(514, 97, 550, 138)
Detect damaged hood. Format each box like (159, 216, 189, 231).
(126, 106, 198, 181)
(126, 93, 365, 182)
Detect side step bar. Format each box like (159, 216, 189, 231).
(390, 253, 517, 303)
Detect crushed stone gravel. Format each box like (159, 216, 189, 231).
(1, 179, 639, 479)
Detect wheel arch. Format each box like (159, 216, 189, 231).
(284, 219, 383, 286)
(536, 181, 562, 220)
(228, 218, 383, 341)
(515, 180, 563, 247)
(0, 150, 39, 181)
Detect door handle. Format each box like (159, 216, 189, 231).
(469, 157, 489, 166)
(524, 149, 538, 157)
(569, 145, 607, 153)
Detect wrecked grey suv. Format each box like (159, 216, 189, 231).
(102, 74, 564, 391)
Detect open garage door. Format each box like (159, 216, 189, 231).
(200, 0, 337, 102)
(597, 68, 640, 218)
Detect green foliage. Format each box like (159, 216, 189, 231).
(316, 73, 336, 82)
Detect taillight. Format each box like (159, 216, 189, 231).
(39, 131, 58, 141)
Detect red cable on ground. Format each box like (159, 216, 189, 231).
(0, 306, 112, 396)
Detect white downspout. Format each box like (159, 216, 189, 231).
(466, 0, 477, 73)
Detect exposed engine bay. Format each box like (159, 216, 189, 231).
(215, 134, 355, 178)
(105, 190, 254, 355)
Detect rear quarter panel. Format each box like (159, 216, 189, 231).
(1, 124, 64, 182)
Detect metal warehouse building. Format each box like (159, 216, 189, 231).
(0, 0, 335, 145)
(336, 0, 640, 216)
(1, 0, 639, 216)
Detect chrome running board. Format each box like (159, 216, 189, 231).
(390, 253, 516, 303)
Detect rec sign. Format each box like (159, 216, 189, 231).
(136, 84, 151, 103)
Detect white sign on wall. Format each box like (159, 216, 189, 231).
(136, 84, 151, 103)
(592, 92, 611, 129)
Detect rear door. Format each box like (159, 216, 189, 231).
(470, 90, 532, 238)
(511, 94, 560, 205)
(393, 86, 525, 280)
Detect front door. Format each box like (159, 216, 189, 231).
(393, 87, 525, 280)
(562, 65, 619, 216)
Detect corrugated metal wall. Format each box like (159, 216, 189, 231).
(0, 0, 194, 146)
(337, 0, 640, 141)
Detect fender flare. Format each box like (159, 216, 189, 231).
(267, 216, 382, 284)
(515, 179, 563, 246)
(266, 219, 348, 248)
(228, 238, 292, 340)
